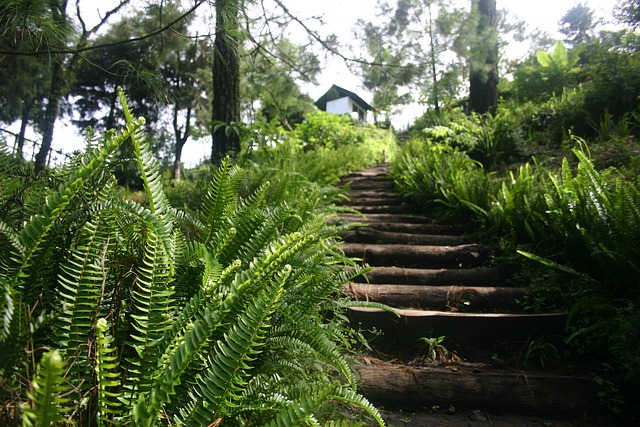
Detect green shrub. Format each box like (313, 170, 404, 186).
(0, 91, 384, 426)
(292, 111, 364, 150)
(391, 139, 495, 222)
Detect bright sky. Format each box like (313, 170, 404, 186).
(6, 0, 621, 166)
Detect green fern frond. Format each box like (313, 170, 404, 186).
(201, 157, 244, 246)
(330, 385, 384, 426)
(324, 421, 366, 427)
(178, 265, 290, 425)
(118, 88, 171, 220)
(95, 318, 122, 426)
(21, 350, 71, 427)
(118, 88, 176, 275)
(1, 113, 142, 340)
(125, 229, 175, 398)
(265, 383, 384, 427)
(53, 218, 112, 400)
(266, 383, 337, 427)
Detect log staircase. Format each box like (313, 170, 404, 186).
(338, 164, 600, 423)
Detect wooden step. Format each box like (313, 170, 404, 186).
(345, 180, 396, 190)
(339, 213, 441, 224)
(354, 266, 508, 286)
(348, 307, 566, 347)
(343, 205, 411, 214)
(357, 362, 598, 419)
(341, 197, 405, 206)
(344, 190, 398, 199)
(341, 227, 473, 245)
(345, 283, 527, 312)
(341, 243, 491, 268)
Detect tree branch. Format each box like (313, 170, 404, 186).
(0, 0, 207, 56)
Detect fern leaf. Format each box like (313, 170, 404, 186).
(21, 350, 71, 427)
(1, 115, 142, 340)
(95, 318, 122, 426)
(179, 265, 290, 425)
(201, 158, 243, 246)
(125, 229, 175, 398)
(265, 383, 336, 427)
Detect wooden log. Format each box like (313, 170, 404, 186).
(342, 205, 410, 214)
(340, 228, 473, 246)
(344, 176, 395, 189)
(339, 196, 405, 206)
(339, 213, 437, 224)
(354, 266, 508, 286)
(348, 307, 567, 347)
(344, 283, 527, 312)
(345, 190, 398, 199)
(341, 243, 490, 268)
(356, 363, 598, 418)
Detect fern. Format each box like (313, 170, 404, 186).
(1, 114, 143, 340)
(52, 218, 112, 407)
(201, 157, 244, 246)
(95, 318, 122, 426)
(21, 350, 71, 427)
(266, 383, 384, 427)
(177, 265, 290, 425)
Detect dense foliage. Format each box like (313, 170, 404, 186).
(0, 91, 385, 426)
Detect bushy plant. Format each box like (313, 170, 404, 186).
(391, 139, 495, 222)
(392, 128, 640, 417)
(410, 107, 524, 171)
(0, 90, 385, 426)
(292, 111, 365, 150)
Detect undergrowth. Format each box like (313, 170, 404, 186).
(0, 89, 385, 426)
(391, 133, 640, 420)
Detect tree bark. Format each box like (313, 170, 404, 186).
(16, 99, 33, 159)
(211, 0, 241, 164)
(35, 60, 65, 172)
(468, 0, 498, 115)
(172, 103, 192, 180)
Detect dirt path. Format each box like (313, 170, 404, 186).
(339, 164, 609, 426)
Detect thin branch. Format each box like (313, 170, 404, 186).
(0, 0, 207, 56)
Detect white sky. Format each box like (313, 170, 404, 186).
(5, 0, 621, 167)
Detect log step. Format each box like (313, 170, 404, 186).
(343, 205, 411, 214)
(357, 362, 598, 419)
(345, 283, 527, 312)
(339, 213, 442, 224)
(348, 307, 566, 347)
(341, 243, 491, 268)
(345, 190, 398, 199)
(341, 197, 405, 206)
(341, 227, 473, 245)
(346, 182, 396, 191)
(355, 266, 508, 286)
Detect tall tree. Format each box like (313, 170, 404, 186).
(211, 0, 242, 163)
(69, 1, 208, 180)
(559, 3, 595, 47)
(242, 37, 319, 130)
(357, 0, 466, 123)
(467, 0, 498, 114)
(31, 0, 131, 173)
(615, 0, 640, 27)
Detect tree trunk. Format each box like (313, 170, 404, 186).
(16, 99, 33, 159)
(35, 60, 64, 172)
(468, 0, 498, 115)
(172, 104, 192, 180)
(427, 4, 440, 116)
(211, 0, 241, 164)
